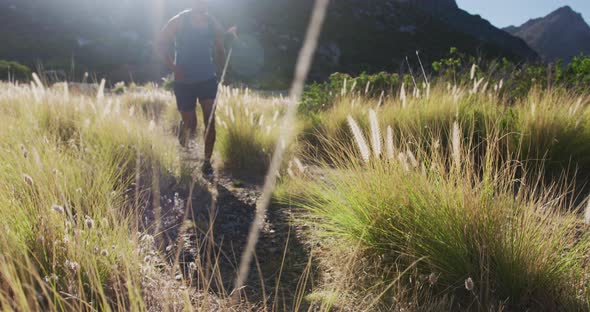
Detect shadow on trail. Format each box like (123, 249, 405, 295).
(153, 171, 317, 310)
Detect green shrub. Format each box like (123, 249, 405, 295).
(278, 117, 590, 309)
(215, 87, 296, 179)
(0, 60, 31, 81)
(0, 82, 179, 310)
(301, 83, 590, 184)
(300, 72, 401, 115)
(563, 54, 590, 89)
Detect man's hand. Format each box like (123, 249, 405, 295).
(227, 26, 238, 39)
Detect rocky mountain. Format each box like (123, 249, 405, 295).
(505, 6, 590, 63)
(252, 0, 538, 85)
(0, 0, 538, 85)
(412, 0, 538, 61)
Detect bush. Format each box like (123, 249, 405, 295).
(300, 82, 590, 184)
(563, 54, 590, 89)
(432, 48, 590, 100)
(0, 82, 179, 310)
(278, 116, 590, 309)
(300, 72, 401, 115)
(215, 86, 296, 179)
(0, 60, 31, 81)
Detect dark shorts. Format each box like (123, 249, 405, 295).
(173, 79, 218, 112)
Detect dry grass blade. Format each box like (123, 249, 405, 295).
(233, 0, 330, 295)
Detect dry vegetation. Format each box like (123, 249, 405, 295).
(2, 68, 590, 311)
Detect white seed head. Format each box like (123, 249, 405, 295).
(428, 273, 438, 285)
(23, 174, 34, 187)
(386, 126, 395, 160)
(52, 204, 65, 214)
(44, 274, 59, 284)
(84, 216, 95, 229)
(406, 149, 418, 168)
(369, 109, 382, 158)
(347, 115, 370, 163)
(465, 277, 474, 291)
(452, 121, 462, 169)
(64, 260, 80, 273)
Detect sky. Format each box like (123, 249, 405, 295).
(455, 0, 590, 28)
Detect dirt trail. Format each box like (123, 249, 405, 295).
(145, 139, 313, 309)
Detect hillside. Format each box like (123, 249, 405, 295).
(0, 0, 538, 85)
(505, 6, 590, 63)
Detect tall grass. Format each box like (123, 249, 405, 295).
(0, 82, 181, 310)
(215, 86, 299, 179)
(303, 84, 590, 186)
(278, 112, 590, 309)
(0, 81, 325, 311)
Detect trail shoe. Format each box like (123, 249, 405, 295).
(177, 120, 188, 148)
(201, 160, 214, 177)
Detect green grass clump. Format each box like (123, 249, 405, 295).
(278, 115, 590, 310)
(215, 87, 298, 179)
(303, 84, 590, 185)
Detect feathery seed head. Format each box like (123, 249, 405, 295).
(407, 149, 418, 168)
(465, 277, 474, 291)
(347, 115, 370, 162)
(386, 126, 395, 160)
(294, 157, 306, 173)
(23, 174, 34, 187)
(64, 260, 80, 273)
(52, 204, 65, 214)
(44, 274, 59, 284)
(398, 152, 410, 171)
(369, 109, 382, 158)
(428, 273, 438, 285)
(84, 216, 95, 229)
(20, 144, 28, 158)
(452, 121, 462, 168)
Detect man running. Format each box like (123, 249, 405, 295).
(155, 0, 228, 175)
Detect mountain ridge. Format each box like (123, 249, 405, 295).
(505, 6, 590, 63)
(0, 0, 540, 84)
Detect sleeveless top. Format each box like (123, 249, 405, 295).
(174, 10, 217, 84)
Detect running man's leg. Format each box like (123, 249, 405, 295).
(180, 111, 197, 136)
(174, 83, 198, 147)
